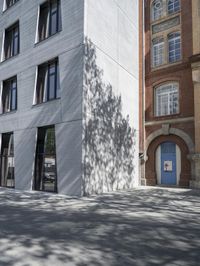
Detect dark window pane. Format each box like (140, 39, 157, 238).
(36, 59, 60, 104)
(4, 30, 12, 59)
(38, 4, 49, 42)
(56, 64, 61, 98)
(4, 22, 19, 60)
(11, 80, 17, 111)
(50, 13, 57, 35)
(2, 77, 17, 113)
(48, 63, 56, 100)
(36, 65, 47, 104)
(2, 83, 10, 113)
(48, 74, 56, 100)
(6, 0, 19, 9)
(38, 0, 61, 42)
(0, 133, 15, 188)
(34, 126, 57, 193)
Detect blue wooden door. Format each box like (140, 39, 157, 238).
(161, 142, 176, 185)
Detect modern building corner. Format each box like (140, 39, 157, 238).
(82, 0, 139, 195)
(0, 0, 139, 196)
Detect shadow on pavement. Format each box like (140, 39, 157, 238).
(0, 187, 199, 266)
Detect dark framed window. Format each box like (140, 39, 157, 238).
(0, 132, 15, 188)
(2, 76, 17, 113)
(5, 0, 19, 10)
(34, 126, 57, 193)
(38, 0, 62, 42)
(4, 22, 19, 60)
(35, 58, 60, 104)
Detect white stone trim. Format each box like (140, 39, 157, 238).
(145, 116, 194, 126)
(145, 126, 194, 161)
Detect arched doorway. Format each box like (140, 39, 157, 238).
(145, 133, 192, 187)
(155, 142, 181, 185)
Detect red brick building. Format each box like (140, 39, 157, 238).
(142, 0, 195, 187)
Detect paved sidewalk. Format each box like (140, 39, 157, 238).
(0, 187, 199, 266)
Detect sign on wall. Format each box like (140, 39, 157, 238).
(164, 161, 173, 172)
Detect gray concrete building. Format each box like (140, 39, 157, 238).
(0, 0, 139, 196)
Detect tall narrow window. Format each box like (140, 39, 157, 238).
(4, 22, 19, 60)
(168, 32, 181, 63)
(2, 76, 17, 113)
(155, 83, 179, 116)
(152, 37, 164, 67)
(4, 0, 19, 10)
(152, 0, 164, 21)
(38, 0, 61, 42)
(35, 58, 60, 104)
(0, 132, 15, 188)
(168, 0, 180, 14)
(34, 126, 57, 193)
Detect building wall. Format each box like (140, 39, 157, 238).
(189, 0, 200, 188)
(82, 0, 139, 194)
(144, 0, 194, 186)
(0, 0, 139, 196)
(0, 0, 84, 195)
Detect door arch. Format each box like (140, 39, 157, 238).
(156, 141, 181, 185)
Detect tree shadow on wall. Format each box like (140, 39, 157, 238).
(83, 38, 137, 195)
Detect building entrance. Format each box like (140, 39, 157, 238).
(160, 142, 177, 185)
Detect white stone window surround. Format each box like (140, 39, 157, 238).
(151, 0, 181, 22)
(154, 82, 179, 117)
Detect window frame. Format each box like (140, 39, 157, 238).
(0, 132, 15, 188)
(152, 0, 164, 21)
(1, 76, 17, 114)
(152, 37, 165, 67)
(3, 0, 19, 11)
(34, 57, 60, 105)
(154, 82, 179, 117)
(3, 21, 20, 61)
(167, 0, 180, 15)
(168, 32, 181, 63)
(33, 126, 58, 193)
(37, 0, 62, 43)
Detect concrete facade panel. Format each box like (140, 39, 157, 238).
(14, 128, 36, 190)
(86, 0, 118, 61)
(118, 8, 138, 77)
(56, 121, 82, 196)
(83, 0, 139, 194)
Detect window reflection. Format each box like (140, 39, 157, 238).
(38, 0, 62, 42)
(0, 132, 15, 188)
(35, 58, 60, 104)
(34, 126, 57, 193)
(4, 22, 19, 60)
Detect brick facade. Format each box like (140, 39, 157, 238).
(142, 0, 194, 187)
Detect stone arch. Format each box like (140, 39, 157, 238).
(145, 126, 194, 160)
(145, 128, 193, 187)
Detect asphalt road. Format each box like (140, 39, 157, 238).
(0, 187, 199, 266)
